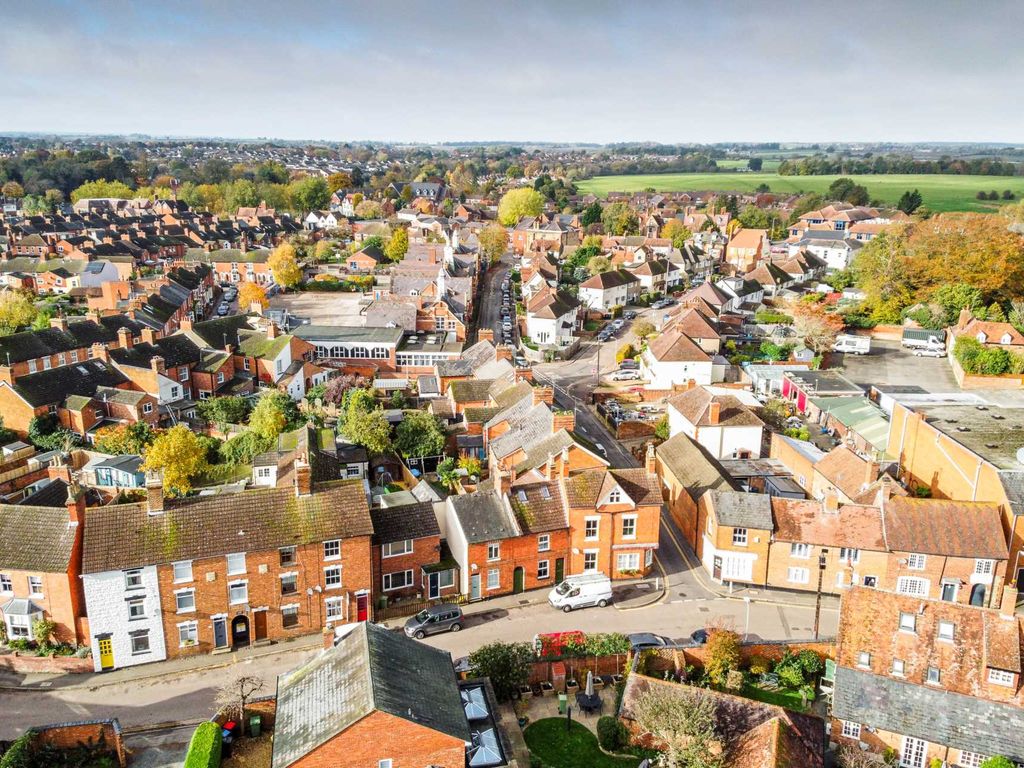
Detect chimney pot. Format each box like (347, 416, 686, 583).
(141, 328, 157, 345)
(145, 471, 164, 514)
(1000, 584, 1018, 619)
(645, 442, 657, 475)
(295, 453, 312, 497)
(708, 401, 721, 425)
(117, 326, 133, 349)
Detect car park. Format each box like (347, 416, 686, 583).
(404, 604, 464, 639)
(628, 632, 673, 651)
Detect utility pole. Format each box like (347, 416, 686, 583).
(813, 548, 828, 640)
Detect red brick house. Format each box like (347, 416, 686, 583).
(370, 501, 458, 602)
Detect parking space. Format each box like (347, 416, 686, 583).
(835, 338, 959, 391)
(269, 291, 368, 326)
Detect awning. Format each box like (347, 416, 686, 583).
(373, 378, 409, 390)
(1, 598, 43, 616)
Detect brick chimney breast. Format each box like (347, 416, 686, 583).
(141, 328, 157, 345)
(708, 401, 721, 426)
(117, 326, 133, 349)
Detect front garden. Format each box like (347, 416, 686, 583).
(0, 617, 89, 660)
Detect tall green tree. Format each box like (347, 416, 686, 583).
(601, 202, 638, 236)
(394, 411, 446, 457)
(249, 390, 299, 441)
(497, 188, 544, 225)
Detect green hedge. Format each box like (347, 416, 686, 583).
(0, 732, 33, 768)
(184, 722, 222, 768)
(954, 336, 1024, 375)
(597, 715, 628, 751)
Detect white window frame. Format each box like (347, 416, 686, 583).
(325, 596, 343, 621)
(957, 752, 987, 768)
(487, 542, 500, 561)
(617, 552, 640, 572)
(280, 572, 298, 595)
(0, 574, 11, 594)
(583, 550, 598, 572)
(124, 569, 143, 590)
(584, 517, 600, 541)
(382, 570, 414, 591)
(988, 667, 1015, 686)
(937, 620, 954, 642)
(130, 631, 151, 656)
(127, 597, 146, 621)
(621, 515, 637, 540)
(898, 612, 916, 633)
(228, 580, 248, 605)
(787, 567, 809, 585)
(896, 576, 929, 597)
(538, 534, 550, 552)
(732, 527, 747, 546)
(175, 588, 196, 613)
(892, 658, 906, 676)
(178, 621, 198, 647)
(900, 736, 927, 768)
(382, 539, 413, 558)
(172, 561, 193, 583)
(839, 547, 860, 564)
(486, 568, 500, 591)
(537, 559, 549, 580)
(790, 542, 811, 559)
(226, 552, 246, 576)
(324, 565, 342, 589)
(974, 559, 994, 576)
(841, 721, 861, 739)
(907, 553, 926, 570)
(856, 651, 871, 669)
(323, 539, 341, 560)
(143, 402, 154, 414)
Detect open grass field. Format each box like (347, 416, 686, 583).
(577, 171, 1024, 212)
(715, 158, 782, 171)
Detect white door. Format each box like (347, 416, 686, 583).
(900, 736, 928, 768)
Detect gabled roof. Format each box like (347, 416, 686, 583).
(579, 269, 637, 290)
(82, 480, 371, 573)
(272, 622, 469, 768)
(882, 496, 1008, 560)
(110, 336, 203, 369)
(563, 468, 660, 508)
(369, 501, 440, 545)
(656, 432, 737, 502)
(667, 387, 763, 428)
(706, 490, 773, 530)
(646, 328, 711, 363)
(448, 490, 519, 544)
(508, 477, 568, 533)
(770, 498, 885, 550)
(0, 503, 78, 572)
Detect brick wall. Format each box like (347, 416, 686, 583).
(467, 529, 570, 598)
(526, 654, 629, 685)
(32, 719, 126, 767)
(290, 709, 465, 768)
(0, 568, 81, 644)
(0, 653, 93, 674)
(373, 535, 443, 600)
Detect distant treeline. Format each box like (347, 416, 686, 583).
(778, 155, 1023, 177)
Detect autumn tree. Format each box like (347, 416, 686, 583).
(478, 223, 509, 264)
(142, 425, 210, 496)
(704, 628, 741, 686)
(630, 685, 723, 768)
(661, 219, 692, 249)
(313, 239, 335, 263)
(1, 181, 24, 199)
(497, 188, 544, 226)
(196, 395, 252, 430)
(70, 179, 135, 203)
(327, 172, 351, 191)
(385, 227, 409, 262)
(353, 199, 382, 219)
(289, 176, 330, 212)
(0, 291, 39, 335)
(851, 228, 915, 322)
(789, 300, 845, 354)
(238, 281, 268, 310)
(632, 320, 656, 341)
(587, 255, 612, 276)
(268, 242, 303, 289)
(601, 202, 638, 236)
(93, 422, 156, 456)
(249, 390, 299, 441)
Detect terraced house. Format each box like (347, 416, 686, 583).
(80, 465, 373, 671)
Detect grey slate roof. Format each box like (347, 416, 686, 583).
(272, 622, 470, 768)
(708, 490, 773, 530)
(13, 359, 129, 408)
(369, 502, 440, 545)
(448, 490, 519, 543)
(436, 340, 496, 377)
(833, 666, 1024, 763)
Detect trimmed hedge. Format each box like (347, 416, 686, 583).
(183, 722, 222, 768)
(0, 732, 33, 768)
(596, 715, 628, 752)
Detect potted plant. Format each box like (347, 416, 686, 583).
(566, 677, 579, 695)
(539, 681, 554, 697)
(518, 684, 533, 698)
(513, 698, 530, 727)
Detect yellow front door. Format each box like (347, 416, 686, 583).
(98, 638, 114, 670)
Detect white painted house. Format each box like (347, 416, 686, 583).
(640, 327, 719, 389)
(525, 287, 580, 346)
(788, 231, 863, 271)
(82, 564, 168, 672)
(578, 270, 639, 312)
(666, 385, 765, 460)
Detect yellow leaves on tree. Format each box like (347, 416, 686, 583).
(478, 223, 509, 264)
(142, 424, 209, 496)
(497, 188, 544, 226)
(238, 282, 269, 310)
(268, 242, 303, 289)
(0, 290, 39, 335)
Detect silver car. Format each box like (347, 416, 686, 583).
(404, 604, 464, 639)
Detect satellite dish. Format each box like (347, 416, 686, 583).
(1016, 447, 1024, 467)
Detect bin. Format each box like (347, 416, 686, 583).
(558, 693, 568, 715)
(249, 715, 262, 738)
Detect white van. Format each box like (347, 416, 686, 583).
(832, 334, 871, 355)
(548, 573, 613, 612)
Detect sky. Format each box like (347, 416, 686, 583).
(2, 0, 1023, 145)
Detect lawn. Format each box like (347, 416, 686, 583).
(524, 718, 639, 768)
(576, 171, 1024, 212)
(740, 683, 810, 712)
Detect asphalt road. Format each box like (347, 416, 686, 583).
(475, 253, 513, 346)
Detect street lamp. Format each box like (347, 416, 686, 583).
(813, 549, 828, 640)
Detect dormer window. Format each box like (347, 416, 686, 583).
(1001, 334, 1013, 345)
(608, 489, 621, 504)
(976, 332, 987, 343)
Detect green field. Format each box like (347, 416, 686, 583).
(715, 158, 782, 171)
(577, 172, 1024, 212)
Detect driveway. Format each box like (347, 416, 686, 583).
(834, 338, 958, 391)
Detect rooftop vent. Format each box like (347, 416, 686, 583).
(992, 414, 1005, 420)
(956, 426, 970, 432)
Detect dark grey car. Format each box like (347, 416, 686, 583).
(404, 604, 464, 639)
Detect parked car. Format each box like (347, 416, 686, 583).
(689, 628, 708, 646)
(623, 310, 637, 320)
(611, 318, 625, 330)
(914, 347, 947, 358)
(217, 303, 230, 316)
(404, 604, 464, 639)
(619, 359, 639, 370)
(628, 632, 673, 651)
(611, 370, 640, 381)
(548, 573, 612, 612)
(832, 334, 871, 355)
(594, 442, 607, 456)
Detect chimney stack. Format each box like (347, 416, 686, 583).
(150, 355, 165, 375)
(645, 443, 657, 475)
(266, 321, 279, 340)
(552, 410, 575, 433)
(687, 379, 696, 391)
(532, 386, 554, 406)
(145, 471, 164, 515)
(179, 318, 193, 332)
(863, 459, 879, 489)
(117, 326, 133, 349)
(65, 480, 85, 528)
(141, 328, 157, 345)
(1000, 584, 1018, 619)
(494, 345, 512, 362)
(91, 343, 109, 363)
(708, 401, 721, 426)
(295, 453, 312, 497)
(822, 490, 839, 514)
(495, 467, 507, 496)
(49, 316, 69, 332)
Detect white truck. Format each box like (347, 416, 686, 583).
(832, 334, 871, 355)
(901, 328, 947, 351)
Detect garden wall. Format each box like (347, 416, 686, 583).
(0, 653, 93, 674)
(212, 695, 277, 730)
(32, 719, 126, 767)
(847, 324, 904, 341)
(949, 353, 1024, 389)
(527, 654, 630, 685)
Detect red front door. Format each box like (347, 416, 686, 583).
(356, 593, 368, 622)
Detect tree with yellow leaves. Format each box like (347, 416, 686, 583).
(238, 282, 268, 310)
(268, 242, 303, 289)
(0, 290, 39, 336)
(142, 424, 209, 496)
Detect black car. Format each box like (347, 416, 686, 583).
(627, 632, 673, 651)
(689, 628, 708, 646)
